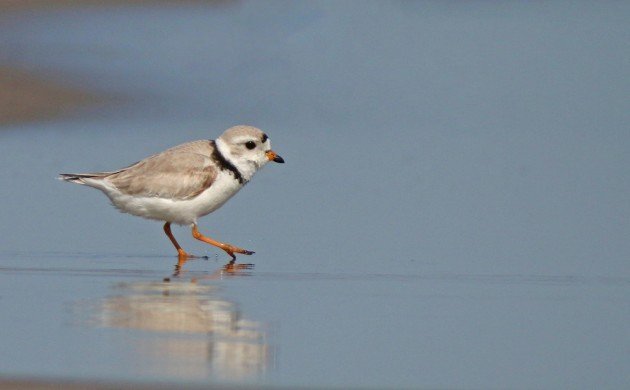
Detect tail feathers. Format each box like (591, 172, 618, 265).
(58, 172, 113, 185)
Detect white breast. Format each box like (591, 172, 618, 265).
(101, 171, 244, 225)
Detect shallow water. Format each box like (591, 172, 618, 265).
(1, 1, 629, 388)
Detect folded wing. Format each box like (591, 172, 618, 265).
(61, 140, 219, 200)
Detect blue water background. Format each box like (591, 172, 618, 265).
(0, 1, 628, 388)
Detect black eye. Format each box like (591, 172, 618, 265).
(245, 141, 256, 150)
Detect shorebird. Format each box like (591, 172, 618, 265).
(60, 125, 284, 261)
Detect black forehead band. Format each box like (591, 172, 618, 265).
(261, 133, 268, 143)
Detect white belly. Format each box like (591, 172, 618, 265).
(100, 171, 243, 225)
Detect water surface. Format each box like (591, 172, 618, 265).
(0, 1, 629, 388)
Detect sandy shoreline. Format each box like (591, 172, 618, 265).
(0, 66, 106, 125)
(0, 0, 219, 126)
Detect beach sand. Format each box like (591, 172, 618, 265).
(0, 66, 105, 125)
(0, 0, 219, 125)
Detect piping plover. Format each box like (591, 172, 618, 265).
(60, 125, 284, 260)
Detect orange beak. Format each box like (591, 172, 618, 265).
(266, 150, 285, 163)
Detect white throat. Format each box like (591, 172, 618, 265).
(215, 138, 258, 183)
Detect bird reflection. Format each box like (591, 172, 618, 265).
(92, 268, 272, 382)
(174, 256, 254, 278)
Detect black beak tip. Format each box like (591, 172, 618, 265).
(274, 155, 285, 163)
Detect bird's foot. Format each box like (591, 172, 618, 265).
(223, 245, 255, 261)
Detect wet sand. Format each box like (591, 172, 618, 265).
(0, 377, 270, 390)
(0, 0, 220, 125)
(1, 2, 628, 388)
(0, 0, 213, 12)
(0, 66, 105, 125)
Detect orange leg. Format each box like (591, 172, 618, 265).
(163, 222, 189, 259)
(191, 224, 254, 261)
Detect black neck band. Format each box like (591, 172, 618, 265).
(210, 140, 244, 184)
